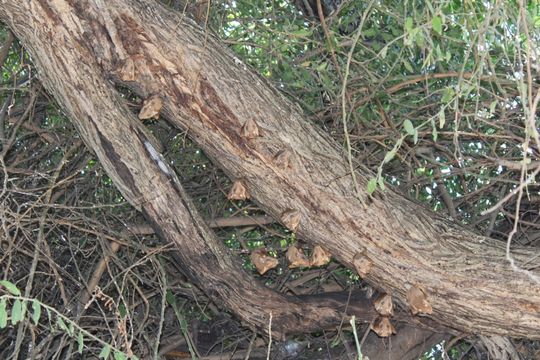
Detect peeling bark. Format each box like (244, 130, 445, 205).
(1, 0, 539, 341)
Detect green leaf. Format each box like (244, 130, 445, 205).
(0, 298, 7, 328)
(11, 299, 23, 325)
(390, 25, 400, 36)
(291, 28, 312, 37)
(403, 59, 414, 73)
(489, 100, 497, 114)
(78, 332, 84, 354)
(57, 316, 68, 332)
(32, 300, 41, 325)
(439, 110, 446, 128)
(166, 290, 176, 306)
(403, 119, 415, 135)
(367, 178, 377, 195)
(421, 51, 433, 69)
(114, 351, 127, 360)
(405, 17, 413, 32)
(363, 28, 377, 37)
(316, 62, 327, 71)
(99, 345, 111, 359)
(404, 35, 413, 47)
(441, 87, 454, 103)
(0, 280, 21, 296)
(383, 148, 397, 163)
(435, 45, 443, 61)
(415, 31, 425, 48)
(118, 302, 126, 318)
(432, 16, 443, 35)
(413, 129, 418, 144)
(380, 45, 388, 59)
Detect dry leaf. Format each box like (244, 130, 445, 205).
(352, 251, 372, 278)
(310, 245, 332, 267)
(241, 118, 260, 139)
(274, 149, 292, 169)
(281, 209, 301, 231)
(227, 180, 249, 200)
(371, 316, 396, 337)
(139, 95, 163, 120)
(407, 285, 433, 315)
(286, 246, 311, 268)
(251, 249, 278, 275)
(373, 293, 394, 316)
(118, 57, 136, 81)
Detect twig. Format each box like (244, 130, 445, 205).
(339, 0, 375, 205)
(316, 0, 343, 83)
(243, 331, 257, 360)
(76, 241, 122, 314)
(266, 312, 272, 360)
(480, 165, 540, 216)
(154, 263, 169, 360)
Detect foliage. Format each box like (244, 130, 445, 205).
(215, 0, 540, 237)
(0, 281, 135, 359)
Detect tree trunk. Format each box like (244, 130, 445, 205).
(1, 0, 539, 341)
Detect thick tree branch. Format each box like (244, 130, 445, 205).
(0, 0, 393, 340)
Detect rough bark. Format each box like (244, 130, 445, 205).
(0, 0, 379, 339)
(1, 0, 539, 341)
